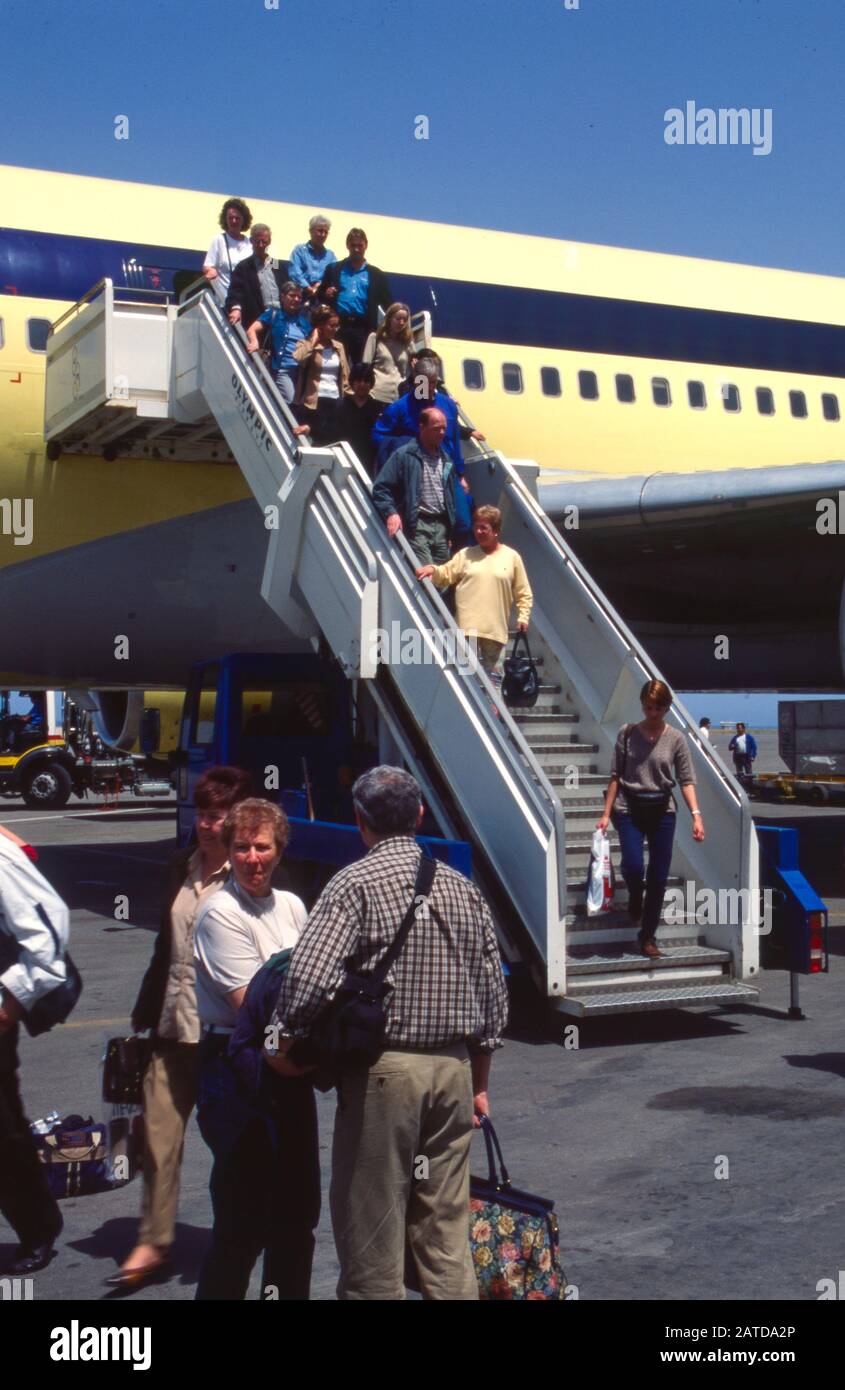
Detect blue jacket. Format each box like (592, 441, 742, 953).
(371, 390, 464, 473)
(729, 732, 758, 759)
(372, 440, 458, 539)
(228, 949, 292, 1106)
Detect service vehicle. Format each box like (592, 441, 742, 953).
(0, 690, 172, 809)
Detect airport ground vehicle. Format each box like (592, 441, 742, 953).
(754, 700, 845, 805)
(174, 653, 471, 901)
(0, 690, 172, 809)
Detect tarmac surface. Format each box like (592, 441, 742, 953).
(0, 777, 842, 1304)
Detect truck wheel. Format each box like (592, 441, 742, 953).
(808, 784, 830, 805)
(21, 763, 72, 810)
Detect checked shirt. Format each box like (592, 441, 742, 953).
(271, 836, 508, 1053)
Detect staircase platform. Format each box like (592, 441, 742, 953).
(556, 978, 760, 1017)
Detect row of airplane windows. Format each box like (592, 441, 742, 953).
(4, 318, 841, 425)
(462, 360, 843, 422)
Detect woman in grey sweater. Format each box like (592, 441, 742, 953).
(597, 679, 705, 958)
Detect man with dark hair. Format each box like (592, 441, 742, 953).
(728, 722, 757, 780)
(225, 224, 285, 329)
(266, 765, 508, 1300)
(335, 363, 383, 476)
(372, 408, 459, 563)
(317, 229, 392, 366)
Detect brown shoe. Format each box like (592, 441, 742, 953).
(640, 939, 661, 959)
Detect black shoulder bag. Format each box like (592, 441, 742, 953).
(502, 632, 540, 708)
(290, 853, 436, 1077)
(621, 724, 672, 824)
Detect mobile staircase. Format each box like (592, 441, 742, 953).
(43, 277, 761, 1016)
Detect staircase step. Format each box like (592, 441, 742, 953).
(565, 873, 686, 896)
(565, 944, 732, 976)
(554, 979, 760, 1018)
(512, 710, 577, 726)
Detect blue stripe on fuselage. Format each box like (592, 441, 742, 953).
(2, 226, 845, 378)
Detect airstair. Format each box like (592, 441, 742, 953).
(43, 278, 761, 1015)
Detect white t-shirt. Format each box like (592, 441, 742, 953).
(734, 734, 747, 754)
(203, 232, 253, 293)
(698, 725, 710, 740)
(193, 877, 306, 1027)
(317, 347, 341, 399)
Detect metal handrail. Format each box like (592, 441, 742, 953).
(49, 278, 112, 336)
(49, 278, 181, 339)
(452, 395, 746, 809)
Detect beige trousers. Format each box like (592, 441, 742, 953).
(330, 1045, 478, 1301)
(137, 1040, 198, 1249)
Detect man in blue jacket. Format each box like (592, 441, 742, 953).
(372, 357, 464, 474)
(728, 722, 758, 780)
(372, 409, 458, 564)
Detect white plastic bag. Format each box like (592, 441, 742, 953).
(586, 830, 614, 916)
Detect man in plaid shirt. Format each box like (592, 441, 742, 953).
(266, 765, 508, 1300)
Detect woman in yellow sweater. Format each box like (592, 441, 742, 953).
(416, 504, 533, 686)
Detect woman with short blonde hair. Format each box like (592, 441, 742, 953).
(192, 796, 318, 1300)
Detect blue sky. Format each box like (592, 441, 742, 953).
(1, 0, 843, 275)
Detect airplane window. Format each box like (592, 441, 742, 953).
(722, 384, 741, 412)
(462, 359, 485, 391)
(756, 387, 775, 415)
(822, 393, 840, 422)
(0, 319, 4, 350)
(540, 366, 561, 397)
(789, 390, 808, 419)
(26, 318, 51, 353)
(687, 381, 706, 409)
(652, 377, 671, 407)
(579, 370, 599, 400)
(615, 374, 635, 403)
(502, 363, 523, 394)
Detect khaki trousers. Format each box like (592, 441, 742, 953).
(330, 1045, 478, 1301)
(138, 1039, 199, 1249)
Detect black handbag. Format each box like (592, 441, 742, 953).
(290, 854, 436, 1077)
(102, 1035, 152, 1105)
(501, 631, 540, 708)
(621, 725, 672, 822)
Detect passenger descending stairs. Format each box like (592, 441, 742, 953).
(508, 633, 760, 1016)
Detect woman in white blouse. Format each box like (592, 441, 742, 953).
(362, 302, 413, 403)
(203, 197, 254, 296)
(193, 798, 315, 1300)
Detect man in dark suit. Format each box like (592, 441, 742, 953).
(225, 225, 286, 332)
(317, 228, 392, 366)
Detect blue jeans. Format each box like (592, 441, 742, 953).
(611, 810, 676, 939)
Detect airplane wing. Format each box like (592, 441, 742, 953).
(538, 461, 845, 691)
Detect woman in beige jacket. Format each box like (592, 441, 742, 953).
(292, 305, 351, 446)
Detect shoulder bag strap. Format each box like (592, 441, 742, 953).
(622, 723, 632, 782)
(370, 853, 436, 989)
